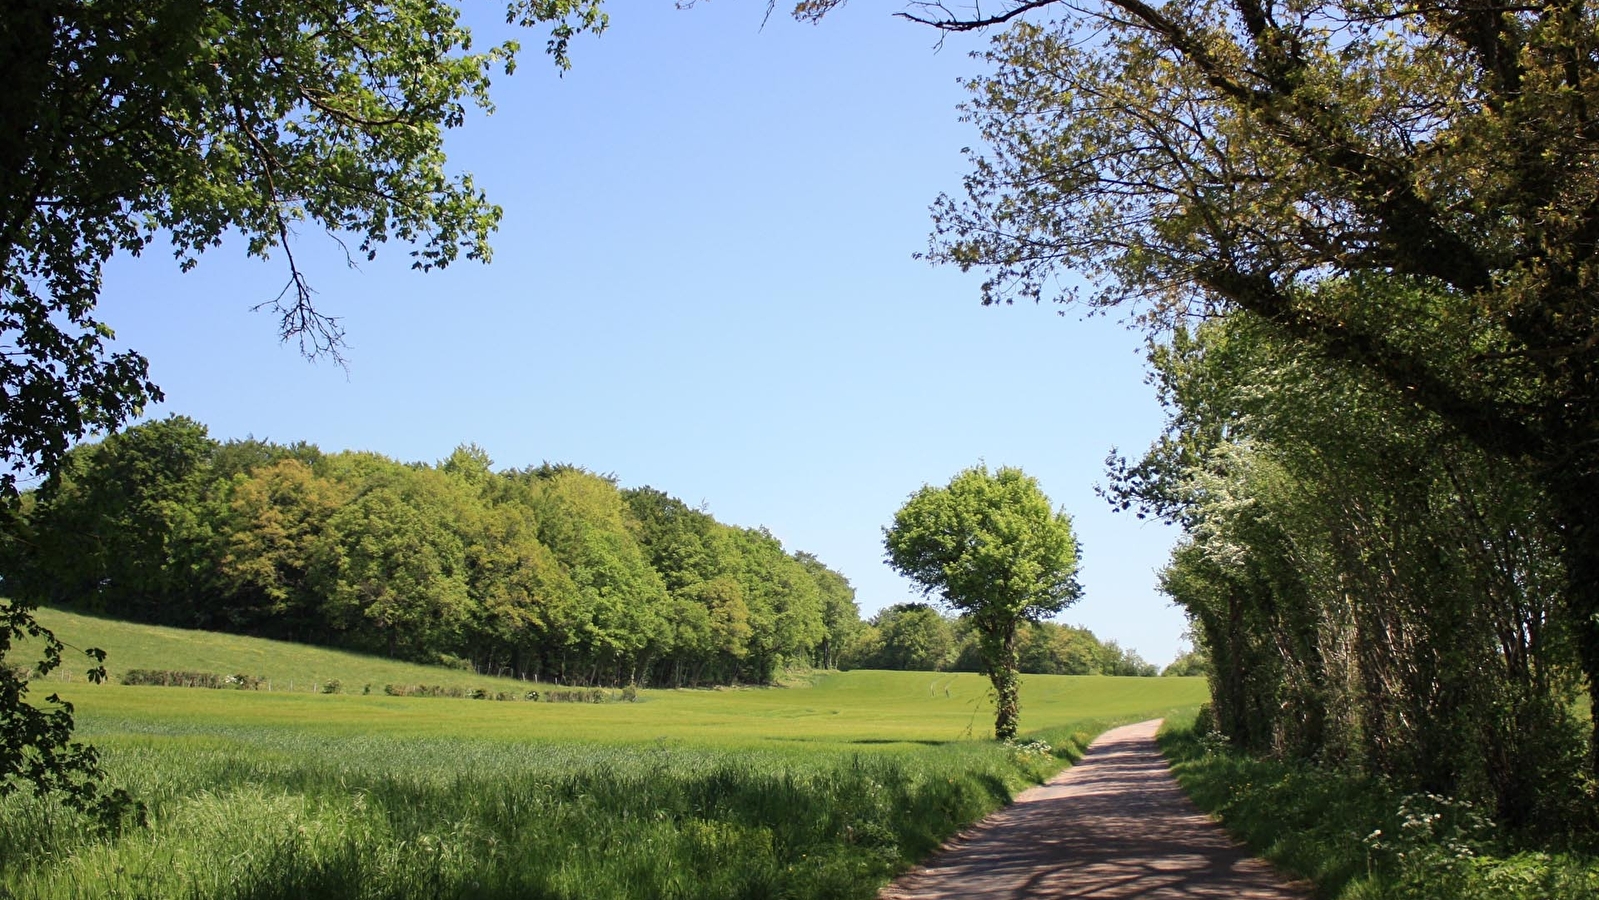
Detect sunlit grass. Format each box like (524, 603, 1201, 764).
(4, 610, 1206, 898)
(23, 607, 535, 695)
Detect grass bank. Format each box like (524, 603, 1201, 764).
(1158, 713, 1599, 900)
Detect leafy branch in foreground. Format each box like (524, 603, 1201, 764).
(1, 0, 605, 815)
(1, 599, 141, 829)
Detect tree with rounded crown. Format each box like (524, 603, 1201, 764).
(884, 464, 1081, 740)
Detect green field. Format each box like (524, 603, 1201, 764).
(5, 609, 1206, 899)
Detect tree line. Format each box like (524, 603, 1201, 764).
(1108, 315, 1590, 836)
(1, 416, 861, 688)
(843, 602, 1163, 678)
(857, 0, 1599, 843)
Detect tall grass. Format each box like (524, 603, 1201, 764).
(2, 717, 1130, 899)
(1159, 713, 1599, 900)
(3, 612, 1206, 898)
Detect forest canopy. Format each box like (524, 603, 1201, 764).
(2, 416, 861, 688)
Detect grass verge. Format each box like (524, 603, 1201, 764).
(1158, 712, 1599, 900)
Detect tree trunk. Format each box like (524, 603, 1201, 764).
(986, 622, 1022, 741)
(1547, 467, 1599, 777)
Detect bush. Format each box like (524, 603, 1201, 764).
(122, 670, 262, 690)
(383, 684, 468, 699)
(3, 661, 36, 681)
(542, 688, 610, 703)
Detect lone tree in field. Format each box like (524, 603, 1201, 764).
(884, 464, 1080, 740)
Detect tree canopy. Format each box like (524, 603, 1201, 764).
(0, 0, 612, 820)
(1110, 315, 1587, 833)
(815, 0, 1599, 775)
(884, 463, 1080, 740)
(841, 605, 1154, 677)
(1, 1, 609, 493)
(5, 418, 860, 689)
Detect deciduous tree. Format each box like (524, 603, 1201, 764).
(811, 0, 1599, 771)
(884, 464, 1080, 740)
(1, 0, 607, 812)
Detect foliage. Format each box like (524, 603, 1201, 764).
(0, 602, 138, 832)
(847, 603, 956, 671)
(1161, 647, 1210, 678)
(1160, 714, 1599, 900)
(885, 464, 1081, 739)
(864, 0, 1599, 772)
(119, 670, 263, 690)
(10, 422, 861, 690)
(843, 609, 1163, 678)
(10, 416, 218, 623)
(1114, 317, 1590, 836)
(0, 0, 611, 823)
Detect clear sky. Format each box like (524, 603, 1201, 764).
(95, 3, 1190, 665)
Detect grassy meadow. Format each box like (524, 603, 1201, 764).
(4, 609, 1206, 899)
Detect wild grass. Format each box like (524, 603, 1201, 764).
(4, 612, 1206, 898)
(1159, 713, 1599, 900)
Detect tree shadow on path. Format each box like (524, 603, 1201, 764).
(879, 720, 1311, 900)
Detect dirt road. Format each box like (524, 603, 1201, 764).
(879, 720, 1309, 899)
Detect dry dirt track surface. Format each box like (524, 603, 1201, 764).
(879, 720, 1310, 900)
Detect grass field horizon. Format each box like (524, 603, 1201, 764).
(24, 606, 1205, 747)
(6, 607, 1206, 899)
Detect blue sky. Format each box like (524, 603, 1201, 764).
(97, 3, 1190, 664)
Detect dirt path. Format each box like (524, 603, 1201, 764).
(879, 720, 1310, 900)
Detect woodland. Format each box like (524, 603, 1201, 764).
(2, 416, 862, 688)
(845, 603, 1164, 677)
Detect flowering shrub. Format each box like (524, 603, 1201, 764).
(1004, 739, 1054, 762)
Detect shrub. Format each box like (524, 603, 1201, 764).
(122, 669, 261, 689)
(1159, 714, 1599, 900)
(542, 688, 610, 703)
(381, 684, 475, 699)
(3, 662, 36, 681)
